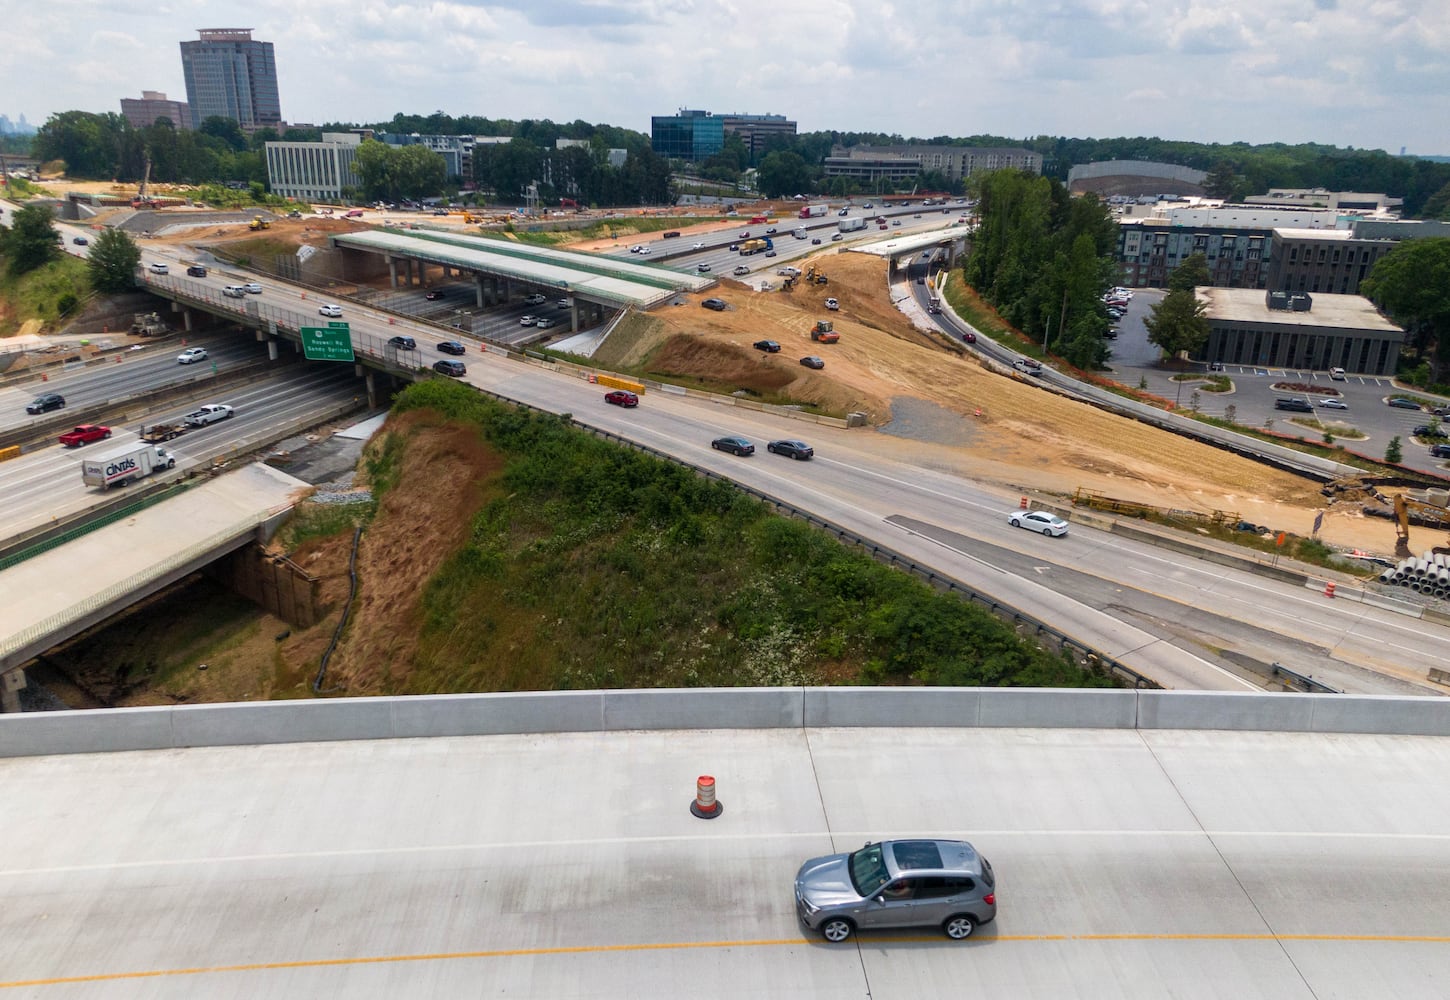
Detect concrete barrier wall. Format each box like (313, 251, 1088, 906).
(2, 687, 1448, 758)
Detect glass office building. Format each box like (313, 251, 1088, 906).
(180, 29, 281, 128)
(651, 110, 724, 162)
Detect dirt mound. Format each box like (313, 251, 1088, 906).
(278, 411, 501, 694)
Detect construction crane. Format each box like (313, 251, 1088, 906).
(131, 153, 155, 209)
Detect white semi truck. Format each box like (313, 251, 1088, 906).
(838, 216, 867, 233)
(81, 441, 176, 490)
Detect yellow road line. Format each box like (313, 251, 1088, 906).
(4, 932, 1449, 989)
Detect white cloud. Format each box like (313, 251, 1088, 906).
(3, 0, 1447, 152)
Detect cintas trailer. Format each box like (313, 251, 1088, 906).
(81, 441, 176, 490)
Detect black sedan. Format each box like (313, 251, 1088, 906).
(753, 339, 781, 353)
(767, 439, 814, 460)
(800, 356, 825, 370)
(711, 436, 755, 456)
(437, 340, 466, 355)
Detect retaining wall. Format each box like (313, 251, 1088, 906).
(2, 688, 1447, 758)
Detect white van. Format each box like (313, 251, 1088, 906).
(222, 285, 246, 298)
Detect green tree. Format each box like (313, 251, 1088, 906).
(1144, 287, 1210, 363)
(1203, 161, 1242, 199)
(2, 203, 59, 276)
(198, 116, 249, 153)
(1386, 435, 1403, 464)
(756, 151, 810, 198)
(85, 227, 142, 292)
(1361, 238, 1450, 382)
(1168, 252, 1211, 291)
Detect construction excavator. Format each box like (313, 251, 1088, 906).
(1392, 492, 1450, 559)
(131, 154, 156, 209)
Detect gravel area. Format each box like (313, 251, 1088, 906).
(879, 395, 982, 448)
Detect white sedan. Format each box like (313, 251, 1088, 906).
(520, 315, 537, 326)
(1008, 510, 1069, 537)
(176, 347, 208, 364)
(318, 304, 343, 317)
(692, 242, 706, 250)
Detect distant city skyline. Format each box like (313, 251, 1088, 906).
(5, 1, 1448, 155)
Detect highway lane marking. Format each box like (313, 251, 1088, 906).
(6, 931, 1450, 989)
(4, 828, 1449, 879)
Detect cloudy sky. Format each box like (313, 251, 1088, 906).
(5, 0, 1447, 153)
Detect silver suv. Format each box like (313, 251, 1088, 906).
(795, 839, 996, 942)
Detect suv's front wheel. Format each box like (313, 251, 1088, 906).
(820, 917, 854, 943)
(943, 915, 977, 939)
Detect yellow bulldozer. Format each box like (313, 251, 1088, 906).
(1393, 492, 1450, 559)
(249, 215, 271, 231)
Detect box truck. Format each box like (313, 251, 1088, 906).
(838, 216, 867, 233)
(82, 441, 176, 490)
(798, 203, 829, 218)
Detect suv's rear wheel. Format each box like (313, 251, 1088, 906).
(820, 918, 854, 943)
(943, 915, 976, 939)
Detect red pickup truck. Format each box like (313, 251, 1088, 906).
(58, 424, 112, 447)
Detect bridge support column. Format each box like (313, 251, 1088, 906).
(474, 275, 485, 308)
(267, 338, 279, 361)
(1, 669, 25, 714)
(183, 309, 193, 332)
(364, 370, 377, 409)
(502, 278, 512, 302)
(388, 256, 399, 288)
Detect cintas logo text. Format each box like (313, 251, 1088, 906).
(106, 457, 138, 476)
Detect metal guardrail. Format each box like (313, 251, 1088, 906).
(1270, 661, 1340, 694)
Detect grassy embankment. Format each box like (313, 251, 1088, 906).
(342, 379, 1116, 693)
(494, 216, 725, 248)
(0, 253, 91, 337)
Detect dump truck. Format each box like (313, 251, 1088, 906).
(184, 403, 234, 427)
(81, 441, 175, 490)
(811, 320, 839, 344)
(838, 216, 866, 233)
(249, 215, 271, 231)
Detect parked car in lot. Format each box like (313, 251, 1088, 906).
(753, 339, 781, 353)
(317, 303, 343, 317)
(186, 265, 207, 277)
(1388, 397, 1423, 410)
(701, 298, 727, 311)
(605, 390, 639, 407)
(710, 435, 754, 456)
(1008, 509, 1069, 537)
(1330, 367, 1347, 380)
(1317, 398, 1348, 410)
(794, 839, 996, 943)
(26, 392, 66, 414)
(432, 359, 466, 377)
(1431, 443, 1450, 458)
(388, 335, 417, 350)
(767, 439, 814, 460)
(437, 340, 465, 355)
(1414, 424, 1448, 439)
(800, 356, 825, 370)
(1274, 397, 1314, 412)
(177, 347, 208, 364)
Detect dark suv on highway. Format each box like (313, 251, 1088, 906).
(26, 392, 66, 414)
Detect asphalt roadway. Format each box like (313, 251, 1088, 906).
(1, 723, 1447, 998)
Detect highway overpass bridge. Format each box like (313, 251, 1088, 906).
(0, 688, 1446, 998)
(0, 462, 306, 711)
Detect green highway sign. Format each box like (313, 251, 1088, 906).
(300, 325, 355, 361)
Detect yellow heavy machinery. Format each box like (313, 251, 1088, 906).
(249, 215, 271, 231)
(1392, 492, 1450, 558)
